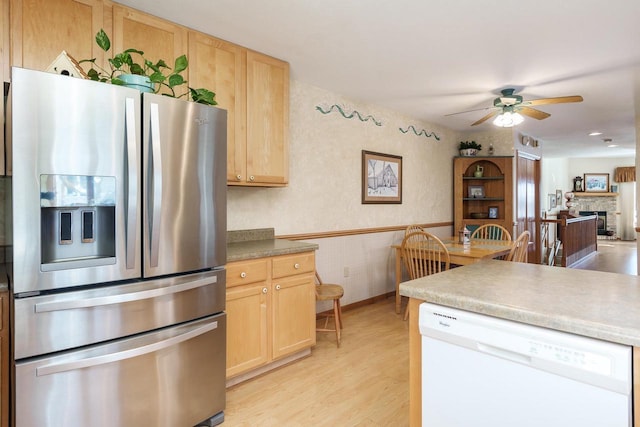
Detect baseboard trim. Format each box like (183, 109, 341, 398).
(316, 291, 394, 318)
(226, 348, 312, 388)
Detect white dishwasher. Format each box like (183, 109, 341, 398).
(419, 302, 632, 427)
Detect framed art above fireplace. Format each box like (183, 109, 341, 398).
(584, 173, 609, 192)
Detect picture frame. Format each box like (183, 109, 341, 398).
(584, 173, 610, 192)
(468, 185, 485, 198)
(555, 189, 563, 208)
(488, 206, 498, 219)
(548, 193, 557, 209)
(611, 184, 618, 193)
(362, 150, 402, 204)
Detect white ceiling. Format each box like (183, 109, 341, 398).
(118, 0, 640, 159)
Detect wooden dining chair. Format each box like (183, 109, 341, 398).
(471, 224, 512, 241)
(405, 224, 425, 235)
(506, 230, 531, 263)
(315, 271, 345, 347)
(400, 231, 450, 320)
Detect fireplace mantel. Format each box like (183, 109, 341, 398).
(573, 192, 618, 197)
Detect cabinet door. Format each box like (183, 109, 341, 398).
(271, 273, 315, 360)
(112, 5, 188, 97)
(226, 283, 269, 378)
(188, 32, 247, 184)
(10, 0, 104, 72)
(246, 50, 289, 186)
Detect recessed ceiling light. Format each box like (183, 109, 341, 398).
(608, 144, 619, 148)
(589, 132, 602, 136)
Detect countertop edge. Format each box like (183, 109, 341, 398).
(227, 239, 319, 262)
(400, 261, 640, 347)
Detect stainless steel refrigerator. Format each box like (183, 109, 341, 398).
(9, 67, 228, 427)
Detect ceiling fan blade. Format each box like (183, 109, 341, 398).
(445, 106, 497, 117)
(526, 95, 583, 106)
(471, 110, 499, 126)
(518, 106, 551, 120)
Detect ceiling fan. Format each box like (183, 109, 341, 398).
(447, 88, 584, 126)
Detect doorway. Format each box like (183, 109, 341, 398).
(515, 151, 541, 263)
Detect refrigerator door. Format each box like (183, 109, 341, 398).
(142, 93, 227, 278)
(13, 269, 225, 359)
(10, 67, 142, 294)
(15, 314, 226, 427)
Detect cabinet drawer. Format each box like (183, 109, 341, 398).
(272, 252, 315, 278)
(227, 259, 269, 287)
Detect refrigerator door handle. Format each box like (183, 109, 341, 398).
(35, 320, 219, 376)
(125, 97, 138, 269)
(33, 275, 218, 313)
(149, 102, 163, 268)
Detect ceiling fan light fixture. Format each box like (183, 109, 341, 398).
(493, 111, 524, 127)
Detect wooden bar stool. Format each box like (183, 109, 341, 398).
(315, 272, 344, 347)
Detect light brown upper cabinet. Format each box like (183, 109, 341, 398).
(7, 0, 290, 186)
(245, 51, 289, 187)
(190, 34, 289, 187)
(112, 5, 188, 98)
(10, 0, 105, 73)
(188, 32, 247, 184)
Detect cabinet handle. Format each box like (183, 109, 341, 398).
(236, 174, 242, 181)
(249, 175, 255, 181)
(262, 287, 268, 294)
(240, 272, 247, 278)
(275, 284, 281, 290)
(294, 263, 300, 269)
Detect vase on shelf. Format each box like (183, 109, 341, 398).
(459, 148, 477, 156)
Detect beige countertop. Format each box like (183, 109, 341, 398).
(227, 238, 318, 262)
(226, 227, 318, 262)
(400, 259, 640, 347)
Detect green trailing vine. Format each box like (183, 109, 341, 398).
(399, 125, 440, 141)
(315, 104, 382, 126)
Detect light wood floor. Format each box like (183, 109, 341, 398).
(570, 239, 637, 275)
(224, 298, 409, 426)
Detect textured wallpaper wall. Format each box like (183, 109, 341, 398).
(228, 80, 463, 234)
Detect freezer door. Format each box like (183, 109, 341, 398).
(10, 67, 142, 294)
(15, 314, 226, 427)
(142, 93, 227, 278)
(14, 269, 225, 359)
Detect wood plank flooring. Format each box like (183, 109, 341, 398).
(224, 298, 409, 426)
(570, 239, 637, 275)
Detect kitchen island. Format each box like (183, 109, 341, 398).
(400, 260, 640, 426)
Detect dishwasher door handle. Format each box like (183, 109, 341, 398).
(477, 343, 532, 366)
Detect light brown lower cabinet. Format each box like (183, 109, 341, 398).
(226, 252, 316, 384)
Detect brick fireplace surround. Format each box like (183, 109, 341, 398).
(570, 193, 618, 238)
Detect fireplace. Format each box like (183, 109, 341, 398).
(579, 210, 607, 235)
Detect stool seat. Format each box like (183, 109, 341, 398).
(316, 284, 344, 301)
(315, 272, 344, 347)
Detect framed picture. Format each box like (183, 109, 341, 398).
(488, 206, 498, 219)
(468, 185, 485, 198)
(362, 150, 402, 204)
(611, 184, 618, 193)
(584, 173, 609, 192)
(555, 189, 563, 208)
(548, 193, 557, 209)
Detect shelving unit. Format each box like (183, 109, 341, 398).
(454, 156, 513, 233)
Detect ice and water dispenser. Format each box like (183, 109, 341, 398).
(40, 174, 116, 271)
